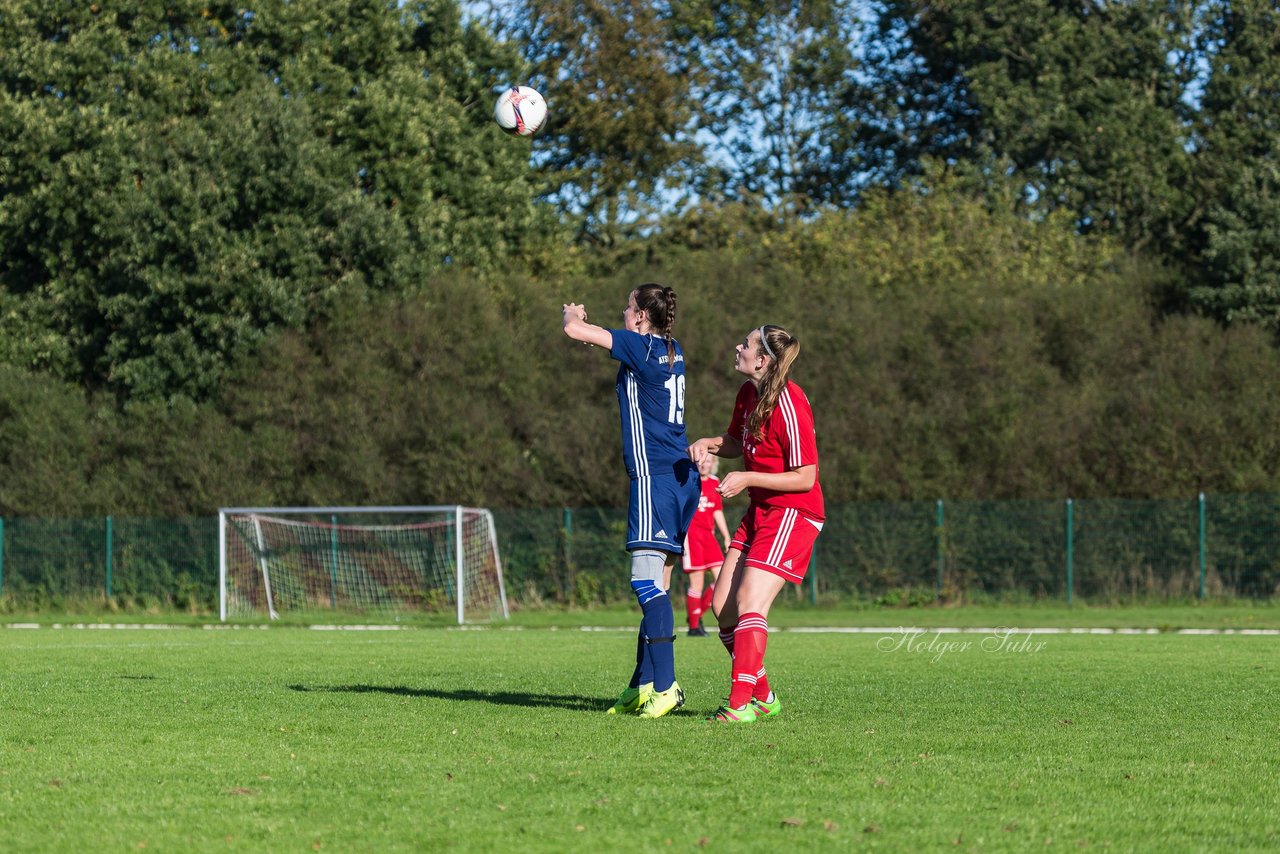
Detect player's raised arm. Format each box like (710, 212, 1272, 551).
(689, 433, 743, 465)
(562, 303, 613, 349)
(566, 284, 698, 720)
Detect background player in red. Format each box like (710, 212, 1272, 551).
(681, 454, 731, 636)
(688, 324, 824, 723)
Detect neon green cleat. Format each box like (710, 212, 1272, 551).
(637, 681, 685, 719)
(706, 701, 758, 723)
(607, 682, 653, 715)
(750, 691, 782, 719)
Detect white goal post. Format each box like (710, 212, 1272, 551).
(218, 506, 509, 624)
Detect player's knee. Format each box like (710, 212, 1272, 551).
(630, 549, 667, 584)
(630, 549, 670, 605)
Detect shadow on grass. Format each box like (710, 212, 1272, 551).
(288, 683, 608, 712)
(286, 683, 705, 717)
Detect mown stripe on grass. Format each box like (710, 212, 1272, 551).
(6, 622, 1280, 635)
(786, 625, 1280, 635)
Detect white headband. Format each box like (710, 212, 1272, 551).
(757, 326, 775, 359)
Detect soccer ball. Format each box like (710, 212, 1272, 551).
(493, 86, 548, 137)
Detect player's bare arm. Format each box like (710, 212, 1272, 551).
(562, 303, 613, 349)
(689, 433, 743, 465)
(718, 464, 816, 499)
(714, 509, 731, 550)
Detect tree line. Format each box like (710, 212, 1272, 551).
(1, 0, 1278, 517)
(493, 0, 1280, 331)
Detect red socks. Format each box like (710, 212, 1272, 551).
(728, 612, 770, 708)
(687, 579, 717, 630)
(719, 623, 735, 657)
(686, 576, 719, 630)
(686, 592, 702, 630)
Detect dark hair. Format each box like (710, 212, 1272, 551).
(747, 324, 800, 439)
(633, 283, 677, 369)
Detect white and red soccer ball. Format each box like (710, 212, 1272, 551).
(493, 86, 548, 137)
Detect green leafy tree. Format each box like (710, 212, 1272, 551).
(1189, 0, 1280, 330)
(243, 0, 565, 266)
(670, 0, 866, 213)
(0, 0, 557, 401)
(0, 367, 94, 516)
(488, 0, 702, 247)
(861, 0, 1199, 250)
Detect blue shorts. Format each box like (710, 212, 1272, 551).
(627, 460, 699, 553)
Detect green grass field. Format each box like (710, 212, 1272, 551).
(2, 620, 1278, 851)
(10, 598, 1280, 630)
(501, 600, 1280, 631)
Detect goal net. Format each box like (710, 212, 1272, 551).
(218, 506, 509, 623)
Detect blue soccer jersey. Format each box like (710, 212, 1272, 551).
(611, 329, 700, 552)
(610, 329, 690, 479)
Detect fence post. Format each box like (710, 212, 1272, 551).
(1065, 499, 1074, 605)
(562, 508, 573, 603)
(0, 517, 4, 598)
(935, 499, 944, 600)
(104, 517, 113, 599)
(1198, 492, 1207, 601)
(329, 514, 339, 609)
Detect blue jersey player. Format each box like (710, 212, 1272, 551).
(562, 284, 700, 719)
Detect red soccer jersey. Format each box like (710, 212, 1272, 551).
(683, 475, 725, 571)
(692, 476, 723, 533)
(727, 380, 825, 519)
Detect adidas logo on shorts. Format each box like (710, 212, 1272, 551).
(656, 529, 669, 539)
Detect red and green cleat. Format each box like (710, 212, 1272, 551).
(606, 682, 653, 715)
(750, 691, 782, 719)
(706, 701, 758, 723)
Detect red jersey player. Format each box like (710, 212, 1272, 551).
(682, 455, 731, 636)
(688, 324, 824, 724)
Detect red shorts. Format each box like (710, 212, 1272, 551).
(730, 505, 824, 584)
(682, 526, 723, 573)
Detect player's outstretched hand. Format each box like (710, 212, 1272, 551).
(718, 471, 750, 499)
(688, 437, 715, 466)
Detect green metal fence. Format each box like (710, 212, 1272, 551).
(499, 493, 1280, 604)
(0, 516, 217, 610)
(1, 494, 1277, 610)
